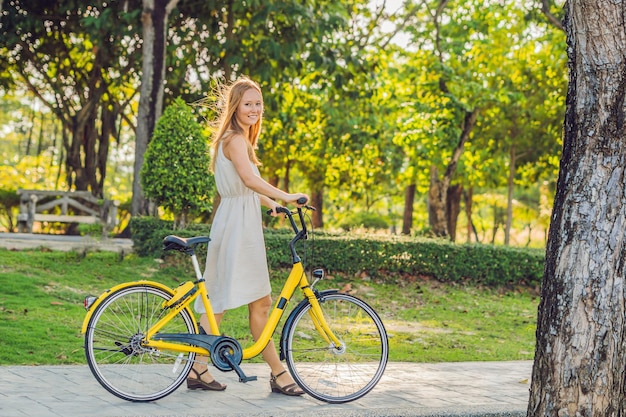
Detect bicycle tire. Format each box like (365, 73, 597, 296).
(84, 283, 196, 402)
(283, 292, 388, 403)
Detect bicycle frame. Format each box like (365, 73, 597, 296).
(141, 261, 339, 358)
(82, 207, 342, 366)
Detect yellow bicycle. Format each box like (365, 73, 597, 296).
(82, 203, 388, 403)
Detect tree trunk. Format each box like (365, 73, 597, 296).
(428, 166, 448, 237)
(36, 112, 44, 156)
(67, 98, 103, 194)
(310, 188, 324, 229)
(60, 50, 107, 196)
(527, 2, 626, 416)
(446, 184, 462, 242)
(24, 105, 35, 155)
(97, 103, 117, 194)
(283, 160, 291, 194)
(504, 143, 516, 246)
(131, 0, 178, 216)
(427, 108, 479, 238)
(402, 183, 416, 235)
(464, 186, 474, 243)
(490, 203, 502, 244)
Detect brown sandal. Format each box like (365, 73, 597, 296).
(270, 370, 304, 396)
(187, 368, 227, 391)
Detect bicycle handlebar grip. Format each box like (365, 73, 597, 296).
(266, 206, 292, 216)
(265, 198, 307, 216)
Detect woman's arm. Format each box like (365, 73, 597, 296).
(224, 135, 308, 205)
(259, 195, 280, 212)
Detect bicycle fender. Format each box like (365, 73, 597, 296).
(80, 280, 178, 334)
(278, 289, 339, 361)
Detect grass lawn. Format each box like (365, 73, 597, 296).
(0, 247, 539, 365)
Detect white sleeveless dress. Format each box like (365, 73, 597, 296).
(194, 143, 271, 314)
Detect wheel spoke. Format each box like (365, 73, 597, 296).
(84, 285, 196, 402)
(285, 293, 388, 403)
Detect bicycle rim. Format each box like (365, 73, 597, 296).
(84, 284, 196, 402)
(284, 293, 388, 403)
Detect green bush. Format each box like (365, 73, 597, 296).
(0, 188, 21, 232)
(130, 216, 211, 257)
(339, 212, 388, 231)
(77, 223, 103, 237)
(131, 216, 545, 288)
(140, 97, 215, 229)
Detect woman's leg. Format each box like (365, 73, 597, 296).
(248, 295, 301, 391)
(188, 313, 226, 389)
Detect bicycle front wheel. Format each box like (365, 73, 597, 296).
(283, 292, 388, 403)
(84, 284, 196, 402)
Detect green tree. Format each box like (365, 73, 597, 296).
(131, 0, 180, 217)
(140, 98, 214, 229)
(394, 0, 565, 241)
(0, 0, 142, 197)
(164, 0, 349, 225)
(261, 0, 405, 228)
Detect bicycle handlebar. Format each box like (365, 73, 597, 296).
(265, 197, 315, 263)
(265, 197, 311, 217)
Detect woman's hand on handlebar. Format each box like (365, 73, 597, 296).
(266, 200, 282, 217)
(265, 193, 309, 216)
(286, 193, 309, 207)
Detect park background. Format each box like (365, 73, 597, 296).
(0, 0, 561, 366)
(0, 0, 566, 247)
(5, 2, 626, 416)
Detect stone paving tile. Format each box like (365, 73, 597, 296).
(0, 362, 532, 417)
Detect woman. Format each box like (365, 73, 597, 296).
(189, 77, 308, 396)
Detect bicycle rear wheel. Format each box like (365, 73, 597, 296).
(283, 292, 388, 403)
(84, 284, 196, 402)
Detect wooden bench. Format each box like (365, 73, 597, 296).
(17, 189, 119, 238)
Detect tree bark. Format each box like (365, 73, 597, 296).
(464, 187, 474, 243)
(402, 183, 416, 235)
(446, 184, 462, 242)
(131, 0, 178, 216)
(61, 46, 107, 196)
(427, 107, 478, 237)
(310, 188, 324, 229)
(428, 165, 447, 237)
(527, 1, 626, 416)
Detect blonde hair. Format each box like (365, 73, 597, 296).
(209, 76, 263, 171)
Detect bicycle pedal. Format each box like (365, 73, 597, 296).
(222, 351, 256, 383)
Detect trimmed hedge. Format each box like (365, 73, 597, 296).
(130, 216, 545, 288)
(130, 217, 212, 257)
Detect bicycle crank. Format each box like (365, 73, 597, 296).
(153, 333, 256, 383)
(210, 338, 256, 382)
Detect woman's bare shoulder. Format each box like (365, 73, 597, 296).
(222, 133, 248, 159)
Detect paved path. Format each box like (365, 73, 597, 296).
(0, 232, 132, 253)
(0, 361, 531, 417)
(0, 234, 532, 416)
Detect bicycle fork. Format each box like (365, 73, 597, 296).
(303, 287, 344, 349)
(279, 269, 344, 360)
